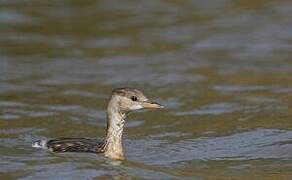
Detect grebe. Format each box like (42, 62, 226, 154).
(32, 88, 164, 160)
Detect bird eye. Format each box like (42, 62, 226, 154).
(131, 96, 138, 101)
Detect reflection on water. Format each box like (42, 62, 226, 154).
(1, 0, 292, 179)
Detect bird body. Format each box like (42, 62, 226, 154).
(32, 88, 163, 160)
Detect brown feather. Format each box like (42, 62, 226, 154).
(46, 138, 104, 153)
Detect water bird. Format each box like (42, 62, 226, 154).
(32, 88, 164, 160)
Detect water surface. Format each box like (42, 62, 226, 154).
(1, 0, 292, 179)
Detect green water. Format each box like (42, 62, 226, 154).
(1, 0, 292, 179)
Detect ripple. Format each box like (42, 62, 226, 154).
(83, 36, 130, 48)
(0, 160, 26, 173)
(130, 129, 292, 166)
(22, 163, 106, 180)
(46, 105, 81, 112)
(126, 120, 145, 128)
(214, 85, 273, 93)
(1, 0, 292, 178)
(0, 113, 20, 120)
(0, 10, 33, 24)
(62, 90, 101, 98)
(158, 98, 182, 109)
(0, 128, 34, 135)
(28, 111, 56, 118)
(0, 101, 27, 107)
(175, 103, 242, 116)
(0, 84, 44, 94)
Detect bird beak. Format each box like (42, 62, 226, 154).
(142, 101, 164, 109)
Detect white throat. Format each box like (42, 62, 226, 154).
(103, 96, 126, 160)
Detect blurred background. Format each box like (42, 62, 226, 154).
(1, 0, 292, 179)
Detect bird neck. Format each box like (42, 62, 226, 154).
(103, 96, 126, 160)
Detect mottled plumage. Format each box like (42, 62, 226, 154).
(46, 138, 104, 153)
(33, 88, 164, 160)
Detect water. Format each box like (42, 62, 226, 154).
(1, 0, 292, 179)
